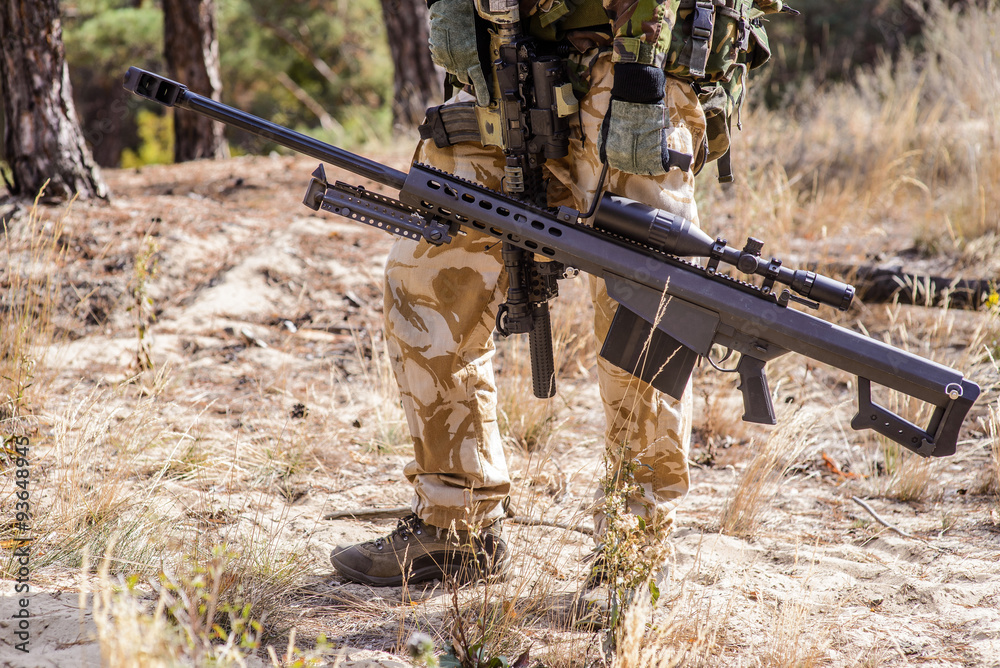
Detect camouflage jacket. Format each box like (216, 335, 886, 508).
(521, 0, 784, 65)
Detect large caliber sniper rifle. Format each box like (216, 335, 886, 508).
(123, 67, 981, 458)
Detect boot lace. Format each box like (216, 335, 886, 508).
(373, 513, 424, 550)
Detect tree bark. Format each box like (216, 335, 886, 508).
(380, 0, 441, 127)
(0, 0, 107, 201)
(163, 0, 228, 162)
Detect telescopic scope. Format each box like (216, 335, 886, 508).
(595, 194, 855, 311)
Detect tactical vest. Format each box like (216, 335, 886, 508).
(531, 0, 781, 181)
(663, 0, 780, 181)
(425, 0, 783, 182)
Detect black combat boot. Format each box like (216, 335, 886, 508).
(330, 514, 509, 587)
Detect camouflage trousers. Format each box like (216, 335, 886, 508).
(384, 53, 705, 534)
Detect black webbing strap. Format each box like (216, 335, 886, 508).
(678, 0, 740, 18)
(717, 148, 734, 184)
(689, 1, 717, 78)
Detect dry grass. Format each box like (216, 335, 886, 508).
(27, 378, 171, 576)
(87, 543, 319, 667)
(344, 329, 410, 455)
(610, 569, 832, 668)
(691, 381, 752, 456)
(496, 275, 593, 454)
(497, 336, 566, 454)
(705, 0, 1000, 263)
(21, 373, 310, 633)
(825, 292, 999, 502)
(869, 440, 942, 504)
(719, 407, 813, 538)
(0, 214, 317, 660)
(127, 232, 160, 373)
(613, 585, 693, 668)
(992, 402, 1000, 496)
(981, 398, 1000, 496)
(0, 188, 67, 432)
(757, 597, 830, 668)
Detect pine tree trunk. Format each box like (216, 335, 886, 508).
(163, 0, 228, 162)
(0, 0, 107, 201)
(380, 0, 441, 127)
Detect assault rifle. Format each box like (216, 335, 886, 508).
(123, 66, 982, 458)
(455, 0, 579, 399)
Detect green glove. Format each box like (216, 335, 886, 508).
(428, 0, 490, 106)
(599, 64, 692, 175)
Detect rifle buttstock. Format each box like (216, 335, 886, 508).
(851, 377, 981, 457)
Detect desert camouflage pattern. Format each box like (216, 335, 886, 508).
(693, 84, 735, 168)
(384, 53, 705, 534)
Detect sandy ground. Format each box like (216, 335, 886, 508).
(1, 153, 998, 667)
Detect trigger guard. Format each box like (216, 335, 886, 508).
(707, 347, 737, 373)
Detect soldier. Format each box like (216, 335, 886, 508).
(331, 0, 783, 618)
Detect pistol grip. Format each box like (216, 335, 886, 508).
(736, 355, 776, 424)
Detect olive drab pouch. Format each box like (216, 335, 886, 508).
(663, 0, 788, 182)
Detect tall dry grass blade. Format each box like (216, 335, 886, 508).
(612, 580, 727, 668)
(986, 399, 1000, 497)
(32, 378, 175, 571)
(1, 186, 67, 432)
(873, 440, 941, 503)
(87, 523, 312, 666)
(759, 597, 829, 668)
(497, 331, 564, 453)
(720, 407, 813, 538)
(345, 329, 410, 454)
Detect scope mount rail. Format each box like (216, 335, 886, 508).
(123, 66, 982, 457)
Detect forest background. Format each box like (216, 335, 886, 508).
(0, 0, 950, 172)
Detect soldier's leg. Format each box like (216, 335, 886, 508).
(546, 54, 704, 535)
(385, 132, 514, 530)
(330, 114, 516, 585)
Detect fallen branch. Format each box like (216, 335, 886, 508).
(324, 506, 594, 536)
(822, 262, 997, 310)
(850, 496, 915, 539)
(324, 507, 411, 521)
(508, 514, 594, 537)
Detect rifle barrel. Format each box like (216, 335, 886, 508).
(123, 67, 407, 191)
